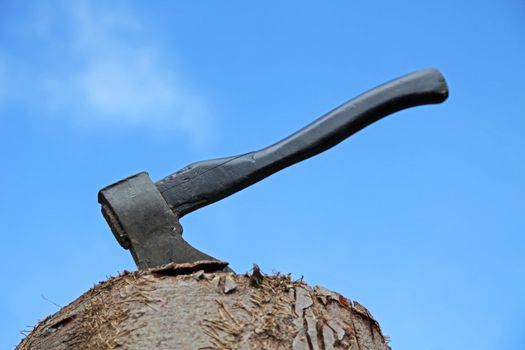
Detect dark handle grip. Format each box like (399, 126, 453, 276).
(256, 68, 447, 173)
(157, 68, 448, 217)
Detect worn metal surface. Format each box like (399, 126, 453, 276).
(99, 68, 449, 269)
(98, 173, 219, 269)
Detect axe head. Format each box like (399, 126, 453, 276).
(98, 172, 221, 269)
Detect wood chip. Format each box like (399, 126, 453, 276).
(294, 287, 313, 317)
(192, 270, 205, 280)
(322, 324, 336, 350)
(223, 275, 237, 294)
(305, 308, 320, 350)
(314, 285, 340, 305)
(249, 264, 264, 288)
(292, 328, 310, 350)
(327, 319, 346, 341)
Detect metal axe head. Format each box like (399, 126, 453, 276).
(99, 172, 218, 269)
(99, 68, 449, 270)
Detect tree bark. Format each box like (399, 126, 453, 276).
(17, 262, 391, 350)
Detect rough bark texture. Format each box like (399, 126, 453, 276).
(18, 262, 391, 350)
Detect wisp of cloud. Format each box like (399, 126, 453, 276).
(0, 0, 211, 146)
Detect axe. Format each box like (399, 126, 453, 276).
(98, 68, 448, 270)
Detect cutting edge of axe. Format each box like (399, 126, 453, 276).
(99, 68, 448, 270)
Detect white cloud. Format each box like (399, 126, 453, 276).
(1, 1, 210, 144)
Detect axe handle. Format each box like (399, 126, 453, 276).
(157, 68, 448, 217)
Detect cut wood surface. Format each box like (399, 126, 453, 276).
(18, 261, 391, 350)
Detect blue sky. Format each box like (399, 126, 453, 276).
(1, 1, 524, 349)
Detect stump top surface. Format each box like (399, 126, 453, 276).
(18, 263, 390, 350)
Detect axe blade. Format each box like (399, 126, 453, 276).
(98, 172, 221, 269)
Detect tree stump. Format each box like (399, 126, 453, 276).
(17, 261, 391, 349)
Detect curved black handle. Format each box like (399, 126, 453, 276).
(157, 68, 448, 217)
